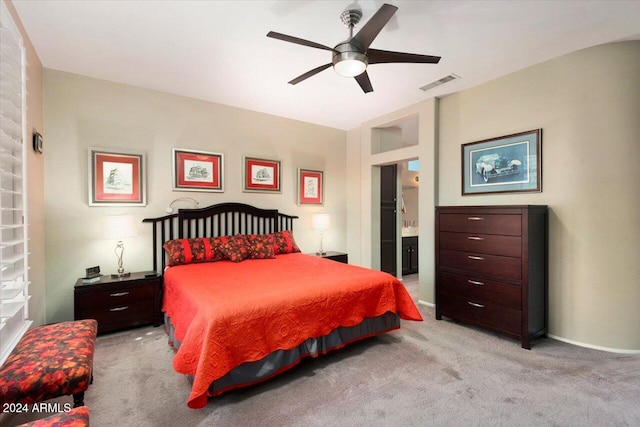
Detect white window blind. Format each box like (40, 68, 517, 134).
(0, 3, 31, 365)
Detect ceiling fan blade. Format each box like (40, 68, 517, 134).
(368, 49, 441, 64)
(354, 71, 374, 93)
(352, 4, 398, 51)
(267, 31, 334, 51)
(288, 63, 333, 85)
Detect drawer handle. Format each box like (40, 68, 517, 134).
(468, 302, 485, 308)
(468, 255, 485, 261)
(110, 292, 130, 297)
(467, 236, 484, 241)
(467, 216, 484, 221)
(467, 279, 485, 286)
(110, 306, 129, 312)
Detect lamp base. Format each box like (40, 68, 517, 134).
(316, 251, 327, 256)
(110, 272, 131, 279)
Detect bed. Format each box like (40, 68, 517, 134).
(143, 203, 422, 408)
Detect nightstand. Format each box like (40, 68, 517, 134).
(310, 251, 348, 264)
(74, 271, 162, 335)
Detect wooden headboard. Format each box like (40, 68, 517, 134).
(143, 202, 298, 274)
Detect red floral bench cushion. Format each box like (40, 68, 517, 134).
(17, 406, 90, 427)
(0, 320, 97, 405)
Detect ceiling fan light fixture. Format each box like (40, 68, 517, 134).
(332, 51, 367, 77)
(268, 3, 440, 93)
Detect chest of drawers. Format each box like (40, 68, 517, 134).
(435, 206, 547, 349)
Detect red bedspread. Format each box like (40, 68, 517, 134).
(163, 253, 423, 408)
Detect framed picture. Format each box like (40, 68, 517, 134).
(297, 168, 324, 205)
(173, 148, 224, 192)
(462, 129, 542, 195)
(243, 156, 281, 193)
(89, 148, 146, 206)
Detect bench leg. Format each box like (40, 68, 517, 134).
(73, 391, 85, 407)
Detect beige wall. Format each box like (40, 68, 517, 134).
(43, 70, 346, 323)
(347, 41, 639, 351)
(4, 0, 46, 327)
(346, 128, 362, 266)
(438, 41, 640, 351)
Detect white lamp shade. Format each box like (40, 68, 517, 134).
(312, 214, 331, 231)
(333, 59, 367, 77)
(101, 215, 138, 240)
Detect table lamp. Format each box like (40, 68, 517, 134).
(101, 214, 137, 278)
(311, 213, 331, 255)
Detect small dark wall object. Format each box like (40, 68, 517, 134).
(33, 131, 43, 153)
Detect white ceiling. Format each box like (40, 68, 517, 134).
(12, 0, 640, 130)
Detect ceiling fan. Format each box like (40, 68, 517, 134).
(267, 3, 441, 93)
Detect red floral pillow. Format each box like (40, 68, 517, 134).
(218, 235, 250, 263)
(246, 234, 276, 259)
(271, 230, 301, 255)
(163, 237, 225, 266)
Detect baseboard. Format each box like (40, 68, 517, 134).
(418, 300, 434, 308)
(547, 334, 640, 354)
(417, 300, 639, 353)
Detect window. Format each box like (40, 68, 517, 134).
(0, 3, 31, 364)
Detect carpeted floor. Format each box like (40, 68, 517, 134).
(4, 275, 640, 426)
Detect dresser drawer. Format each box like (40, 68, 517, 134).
(438, 291, 521, 336)
(440, 249, 521, 282)
(439, 214, 521, 236)
(437, 271, 521, 310)
(78, 284, 155, 309)
(439, 232, 521, 258)
(81, 300, 155, 333)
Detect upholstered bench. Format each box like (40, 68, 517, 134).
(16, 406, 90, 427)
(0, 320, 97, 408)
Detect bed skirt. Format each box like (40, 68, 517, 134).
(164, 312, 400, 397)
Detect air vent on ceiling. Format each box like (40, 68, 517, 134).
(419, 73, 460, 92)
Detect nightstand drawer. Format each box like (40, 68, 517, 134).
(81, 300, 155, 334)
(325, 253, 348, 263)
(78, 284, 155, 309)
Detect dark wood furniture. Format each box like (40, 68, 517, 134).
(74, 272, 162, 335)
(435, 205, 548, 349)
(402, 236, 419, 275)
(310, 251, 348, 264)
(380, 164, 397, 276)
